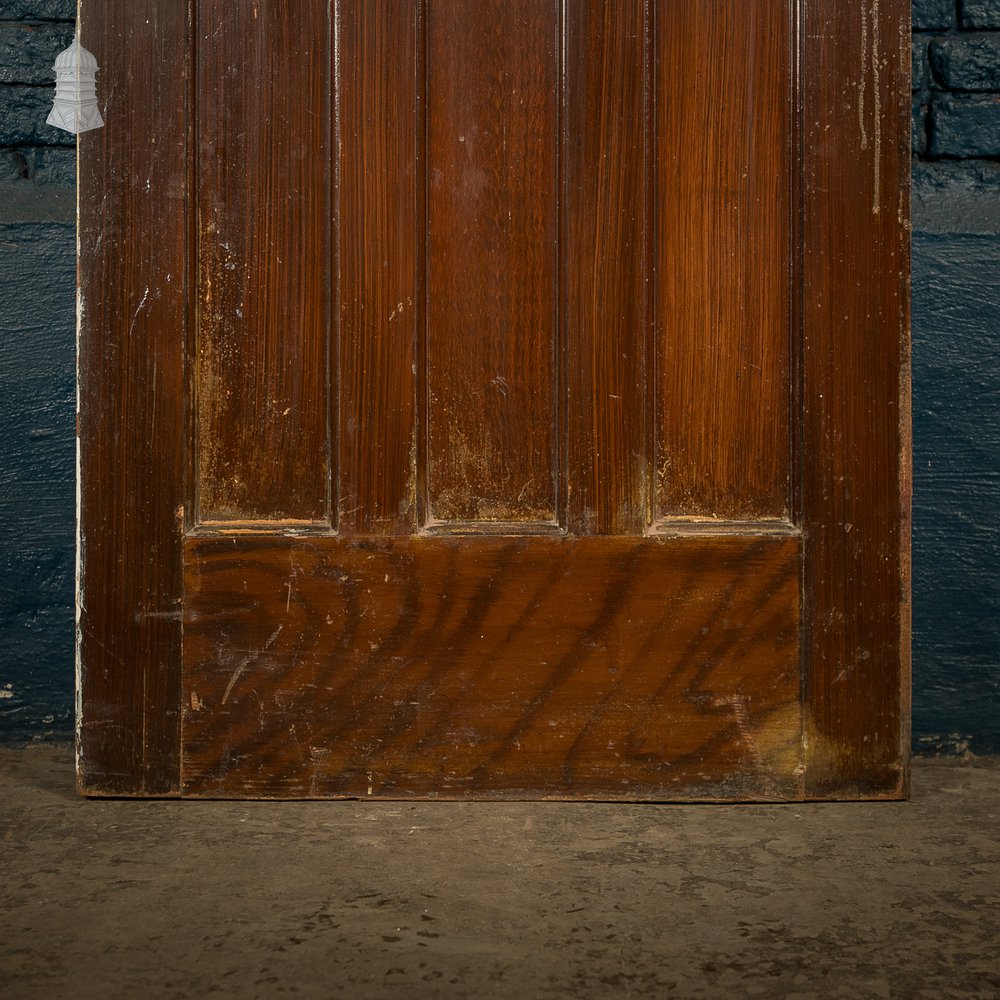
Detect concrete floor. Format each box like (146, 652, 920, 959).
(1, 747, 998, 1000)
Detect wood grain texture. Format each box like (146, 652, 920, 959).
(80, 0, 911, 801)
(195, 0, 331, 523)
(424, 0, 561, 526)
(182, 535, 802, 799)
(77, 1, 187, 794)
(655, 2, 792, 520)
(801, 0, 911, 797)
(338, 0, 418, 535)
(564, 1, 650, 535)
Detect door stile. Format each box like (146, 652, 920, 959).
(77, 1, 190, 794)
(790, 0, 807, 798)
(800, 0, 911, 797)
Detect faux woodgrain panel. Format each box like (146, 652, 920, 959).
(564, 1, 650, 535)
(181, 535, 802, 799)
(424, 0, 561, 526)
(195, 0, 332, 523)
(338, 0, 418, 535)
(655, 2, 792, 520)
(801, 0, 911, 797)
(77, 1, 187, 794)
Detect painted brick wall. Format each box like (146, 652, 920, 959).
(911, 0, 1000, 755)
(1, 3, 998, 753)
(0, 0, 76, 740)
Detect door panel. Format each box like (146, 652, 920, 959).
(425, 0, 561, 527)
(196, 1, 333, 524)
(78, 0, 911, 800)
(655, 2, 792, 521)
(563, 1, 649, 536)
(338, 1, 419, 536)
(182, 535, 800, 798)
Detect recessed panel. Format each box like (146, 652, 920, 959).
(424, 0, 561, 526)
(182, 534, 802, 799)
(564, 1, 651, 535)
(196, 1, 332, 523)
(655, 2, 793, 521)
(338, 0, 419, 536)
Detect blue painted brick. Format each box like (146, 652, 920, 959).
(0, 84, 72, 146)
(961, 0, 1000, 29)
(0, 22, 73, 84)
(930, 93, 1000, 156)
(0, 221, 75, 740)
(914, 0, 956, 30)
(913, 37, 928, 91)
(931, 34, 1000, 91)
(912, 231, 1000, 754)
(30, 146, 75, 186)
(913, 95, 929, 155)
(0, 149, 29, 183)
(2, 0, 74, 20)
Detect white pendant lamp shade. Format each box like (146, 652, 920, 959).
(47, 36, 104, 135)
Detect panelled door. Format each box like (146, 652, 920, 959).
(77, 1, 910, 799)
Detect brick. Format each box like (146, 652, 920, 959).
(931, 34, 1000, 91)
(0, 0, 74, 20)
(913, 161, 1000, 234)
(929, 93, 1000, 157)
(914, 0, 955, 30)
(30, 145, 74, 185)
(913, 95, 929, 155)
(0, 84, 72, 146)
(0, 21, 73, 84)
(0, 148, 30, 183)
(0, 146, 73, 186)
(913, 38, 928, 91)
(960, 0, 1000, 29)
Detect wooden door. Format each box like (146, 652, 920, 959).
(77, 1, 910, 800)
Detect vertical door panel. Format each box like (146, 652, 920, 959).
(564, 2, 650, 536)
(196, 1, 333, 523)
(424, 0, 561, 528)
(654, 2, 792, 522)
(338, 0, 419, 536)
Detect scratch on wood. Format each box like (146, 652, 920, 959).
(136, 608, 184, 622)
(859, 9, 868, 152)
(220, 625, 283, 704)
(858, 3, 882, 214)
(871, 0, 882, 214)
(127, 286, 151, 340)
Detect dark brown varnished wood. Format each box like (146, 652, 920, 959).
(564, 2, 650, 535)
(182, 535, 801, 799)
(195, 1, 331, 523)
(79, 1, 910, 801)
(338, 0, 419, 536)
(655, 1, 792, 521)
(801, 0, 911, 797)
(77, 1, 188, 794)
(424, 0, 561, 526)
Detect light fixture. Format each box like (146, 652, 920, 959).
(47, 35, 104, 135)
